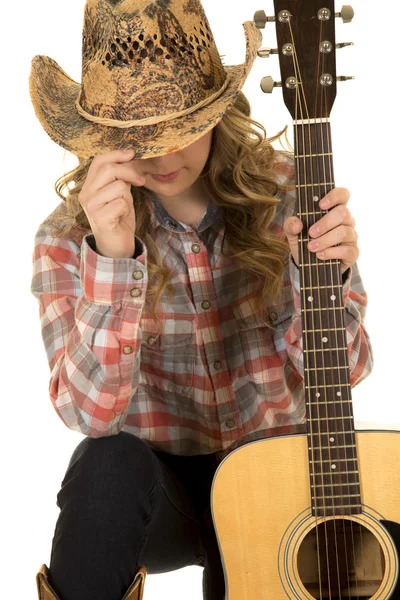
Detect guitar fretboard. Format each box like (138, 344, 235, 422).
(294, 121, 361, 516)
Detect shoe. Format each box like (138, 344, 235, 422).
(122, 565, 146, 600)
(36, 563, 147, 600)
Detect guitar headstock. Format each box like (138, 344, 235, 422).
(254, 2, 354, 119)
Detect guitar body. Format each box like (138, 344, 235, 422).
(211, 430, 400, 599)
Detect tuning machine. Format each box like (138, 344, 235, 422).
(335, 5, 354, 23)
(260, 76, 282, 94)
(336, 42, 355, 49)
(257, 46, 279, 58)
(254, 10, 275, 28)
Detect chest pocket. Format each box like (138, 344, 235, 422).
(139, 315, 196, 395)
(232, 298, 292, 384)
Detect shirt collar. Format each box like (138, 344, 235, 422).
(145, 193, 223, 234)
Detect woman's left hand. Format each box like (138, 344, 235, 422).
(283, 187, 359, 275)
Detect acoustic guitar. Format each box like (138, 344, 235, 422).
(211, 2, 400, 598)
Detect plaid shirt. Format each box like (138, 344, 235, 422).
(30, 155, 373, 464)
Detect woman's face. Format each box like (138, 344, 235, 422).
(136, 128, 214, 199)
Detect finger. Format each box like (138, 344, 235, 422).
(309, 205, 353, 238)
(319, 187, 351, 210)
(88, 148, 136, 177)
(308, 224, 358, 253)
(85, 179, 133, 212)
(84, 162, 146, 198)
(283, 216, 303, 237)
(315, 244, 360, 265)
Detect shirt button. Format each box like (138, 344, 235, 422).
(130, 288, 142, 298)
(133, 270, 143, 280)
(191, 244, 201, 254)
(214, 360, 222, 370)
(201, 300, 211, 310)
(123, 346, 133, 355)
(147, 336, 157, 346)
(167, 220, 177, 228)
(225, 419, 235, 429)
(269, 311, 278, 323)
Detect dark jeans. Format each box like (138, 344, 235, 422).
(48, 431, 225, 600)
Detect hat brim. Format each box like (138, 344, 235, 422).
(29, 21, 262, 160)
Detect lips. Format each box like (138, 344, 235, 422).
(151, 170, 180, 182)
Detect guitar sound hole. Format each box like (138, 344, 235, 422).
(297, 519, 385, 599)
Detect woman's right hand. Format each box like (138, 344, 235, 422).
(78, 148, 146, 259)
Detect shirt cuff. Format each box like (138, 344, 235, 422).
(80, 234, 148, 305)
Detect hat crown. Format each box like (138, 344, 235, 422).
(79, 0, 227, 126)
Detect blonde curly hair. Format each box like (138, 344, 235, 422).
(49, 91, 295, 329)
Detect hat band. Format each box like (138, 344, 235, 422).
(75, 72, 232, 128)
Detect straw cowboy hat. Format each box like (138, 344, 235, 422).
(28, 0, 262, 160)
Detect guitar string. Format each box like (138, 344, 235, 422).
(318, 18, 364, 599)
(312, 21, 349, 597)
(316, 18, 358, 599)
(288, 20, 331, 598)
(289, 14, 360, 598)
(317, 33, 358, 600)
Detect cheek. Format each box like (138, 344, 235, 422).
(189, 135, 212, 169)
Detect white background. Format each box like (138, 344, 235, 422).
(2, 0, 399, 598)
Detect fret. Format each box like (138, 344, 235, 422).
(301, 285, 343, 291)
(313, 502, 361, 509)
(310, 431, 355, 436)
(299, 261, 340, 266)
(311, 481, 359, 488)
(297, 182, 335, 188)
(310, 457, 357, 464)
(295, 152, 333, 158)
(297, 211, 335, 217)
(311, 493, 359, 499)
(309, 444, 357, 450)
(307, 401, 352, 407)
(304, 348, 348, 352)
(311, 469, 358, 475)
(305, 366, 349, 371)
(299, 237, 340, 245)
(307, 416, 353, 421)
(306, 384, 350, 389)
(303, 306, 344, 312)
(303, 327, 346, 333)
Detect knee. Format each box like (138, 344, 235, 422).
(60, 432, 158, 495)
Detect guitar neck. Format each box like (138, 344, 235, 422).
(293, 120, 361, 515)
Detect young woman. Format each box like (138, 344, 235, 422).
(29, 0, 373, 599)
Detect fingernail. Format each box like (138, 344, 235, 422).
(309, 225, 319, 235)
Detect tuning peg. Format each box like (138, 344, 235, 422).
(335, 5, 354, 23)
(257, 46, 279, 58)
(337, 76, 355, 81)
(260, 76, 282, 94)
(254, 10, 276, 29)
(336, 42, 355, 49)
